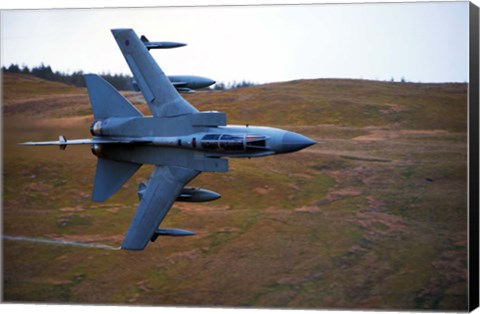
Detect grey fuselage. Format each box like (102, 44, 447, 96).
(90, 112, 315, 172)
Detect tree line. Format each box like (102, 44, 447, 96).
(2, 63, 257, 91)
(2, 63, 134, 90)
(213, 80, 256, 90)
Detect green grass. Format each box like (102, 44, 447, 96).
(4, 280, 73, 303)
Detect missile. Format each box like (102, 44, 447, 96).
(138, 183, 221, 202)
(151, 228, 196, 242)
(132, 75, 216, 93)
(140, 35, 186, 50)
(169, 75, 216, 92)
(178, 186, 221, 202)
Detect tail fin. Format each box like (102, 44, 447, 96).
(92, 158, 142, 202)
(140, 35, 149, 43)
(84, 74, 143, 120)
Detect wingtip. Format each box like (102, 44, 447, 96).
(111, 28, 133, 33)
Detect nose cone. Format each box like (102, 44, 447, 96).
(281, 132, 316, 153)
(205, 78, 216, 85)
(196, 76, 216, 89)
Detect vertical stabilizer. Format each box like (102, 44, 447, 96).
(92, 158, 142, 202)
(84, 74, 143, 120)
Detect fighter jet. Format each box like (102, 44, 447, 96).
(20, 28, 316, 250)
(140, 35, 186, 50)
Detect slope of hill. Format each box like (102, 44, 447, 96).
(187, 79, 467, 132)
(2, 73, 469, 310)
(3, 73, 467, 131)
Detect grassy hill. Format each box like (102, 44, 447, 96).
(2, 73, 468, 310)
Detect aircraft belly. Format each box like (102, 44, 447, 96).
(102, 145, 228, 172)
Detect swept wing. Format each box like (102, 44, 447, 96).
(19, 137, 153, 147)
(121, 165, 199, 250)
(111, 28, 198, 118)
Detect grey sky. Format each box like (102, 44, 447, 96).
(1, 1, 470, 83)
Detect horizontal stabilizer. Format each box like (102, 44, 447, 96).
(92, 158, 141, 202)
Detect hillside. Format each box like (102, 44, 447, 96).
(3, 73, 467, 131)
(2, 73, 469, 310)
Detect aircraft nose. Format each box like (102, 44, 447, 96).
(200, 77, 216, 89)
(280, 131, 316, 153)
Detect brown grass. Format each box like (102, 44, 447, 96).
(2, 74, 468, 310)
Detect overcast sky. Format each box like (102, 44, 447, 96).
(1, 1, 470, 84)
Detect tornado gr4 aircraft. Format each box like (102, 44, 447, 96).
(20, 28, 316, 250)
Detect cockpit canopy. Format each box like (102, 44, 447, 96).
(246, 135, 266, 148)
(200, 134, 267, 151)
